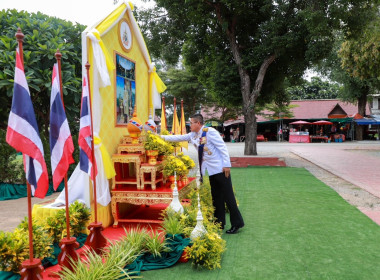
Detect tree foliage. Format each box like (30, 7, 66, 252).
(137, 0, 377, 154)
(159, 67, 210, 120)
(286, 77, 341, 100)
(338, 14, 380, 87)
(0, 9, 85, 136)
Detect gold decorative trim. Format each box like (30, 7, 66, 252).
(118, 143, 145, 154)
(118, 19, 133, 52)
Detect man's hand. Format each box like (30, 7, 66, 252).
(223, 167, 230, 178)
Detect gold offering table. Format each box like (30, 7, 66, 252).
(111, 178, 195, 227)
(140, 162, 163, 190)
(112, 153, 145, 190)
(111, 135, 195, 227)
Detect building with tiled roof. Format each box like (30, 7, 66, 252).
(201, 100, 372, 141)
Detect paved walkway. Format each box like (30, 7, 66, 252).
(291, 144, 380, 198)
(290, 142, 380, 224)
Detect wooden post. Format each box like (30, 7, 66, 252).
(16, 27, 44, 280)
(84, 62, 107, 254)
(55, 49, 79, 272)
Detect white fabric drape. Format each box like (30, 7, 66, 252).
(52, 139, 111, 207)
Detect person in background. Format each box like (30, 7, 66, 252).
(234, 128, 240, 142)
(161, 113, 244, 234)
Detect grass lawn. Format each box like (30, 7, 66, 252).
(141, 167, 380, 280)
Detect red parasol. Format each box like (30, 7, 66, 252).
(289, 120, 311, 125)
(311, 120, 333, 125)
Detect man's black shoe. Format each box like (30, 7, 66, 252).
(226, 225, 243, 234)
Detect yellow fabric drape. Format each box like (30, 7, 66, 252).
(94, 136, 116, 179)
(153, 71, 167, 93)
(92, 31, 115, 73)
(96, 3, 128, 35)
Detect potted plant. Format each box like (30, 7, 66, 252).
(143, 131, 173, 164)
(143, 131, 160, 164)
(177, 153, 195, 184)
(162, 155, 188, 186)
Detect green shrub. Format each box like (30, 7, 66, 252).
(122, 225, 149, 254)
(0, 129, 25, 184)
(45, 201, 90, 243)
(185, 231, 226, 270)
(58, 241, 138, 280)
(144, 231, 168, 258)
(161, 209, 185, 238)
(0, 218, 53, 273)
(0, 230, 28, 272)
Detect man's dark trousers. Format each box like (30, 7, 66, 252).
(209, 172, 244, 228)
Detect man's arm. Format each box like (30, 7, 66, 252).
(161, 133, 191, 142)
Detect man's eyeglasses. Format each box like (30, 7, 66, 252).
(190, 121, 199, 125)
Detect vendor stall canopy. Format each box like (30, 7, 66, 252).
(354, 118, 380, 125)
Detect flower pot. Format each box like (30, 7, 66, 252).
(157, 155, 165, 161)
(177, 180, 183, 187)
(167, 175, 177, 188)
(168, 175, 176, 183)
(146, 150, 159, 165)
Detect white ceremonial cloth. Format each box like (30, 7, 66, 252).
(51, 138, 111, 207)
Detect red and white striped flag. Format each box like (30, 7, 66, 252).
(78, 75, 97, 180)
(49, 63, 74, 189)
(6, 48, 49, 198)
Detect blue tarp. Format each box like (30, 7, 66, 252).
(354, 119, 380, 125)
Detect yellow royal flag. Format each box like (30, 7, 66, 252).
(180, 104, 188, 149)
(171, 106, 182, 153)
(171, 107, 180, 135)
(160, 101, 167, 132)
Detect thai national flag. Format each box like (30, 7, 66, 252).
(6, 48, 49, 198)
(49, 64, 74, 189)
(78, 75, 97, 180)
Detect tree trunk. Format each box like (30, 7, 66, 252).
(214, 7, 274, 155)
(244, 109, 257, 155)
(355, 86, 369, 141)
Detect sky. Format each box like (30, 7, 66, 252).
(0, 0, 153, 27)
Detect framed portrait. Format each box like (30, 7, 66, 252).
(115, 53, 136, 126)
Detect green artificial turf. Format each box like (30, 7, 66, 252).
(141, 167, 380, 280)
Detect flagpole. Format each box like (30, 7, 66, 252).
(181, 99, 184, 152)
(173, 97, 177, 156)
(55, 49, 79, 271)
(84, 62, 107, 254)
(16, 27, 44, 280)
(163, 96, 167, 129)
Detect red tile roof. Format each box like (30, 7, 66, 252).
(287, 100, 369, 120)
(201, 100, 371, 124)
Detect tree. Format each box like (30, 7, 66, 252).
(315, 8, 379, 140)
(286, 77, 341, 100)
(0, 9, 85, 137)
(159, 67, 210, 120)
(337, 14, 380, 140)
(137, 0, 376, 154)
(339, 16, 380, 85)
(160, 66, 241, 124)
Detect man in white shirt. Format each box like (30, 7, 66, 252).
(161, 114, 244, 234)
